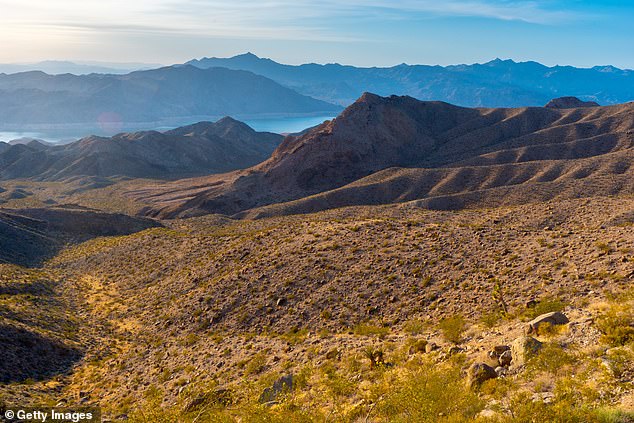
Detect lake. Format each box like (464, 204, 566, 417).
(0, 115, 336, 145)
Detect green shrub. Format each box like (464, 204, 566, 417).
(353, 322, 389, 338)
(480, 311, 504, 328)
(377, 361, 483, 421)
(527, 343, 575, 375)
(506, 391, 596, 423)
(593, 408, 634, 423)
(439, 315, 466, 344)
(525, 297, 567, 319)
(403, 318, 427, 335)
(244, 352, 267, 376)
(596, 303, 634, 347)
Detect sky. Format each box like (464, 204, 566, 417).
(1, 0, 633, 69)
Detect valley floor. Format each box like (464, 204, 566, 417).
(1, 196, 634, 422)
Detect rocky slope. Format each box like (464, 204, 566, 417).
(2, 198, 633, 421)
(131, 94, 634, 219)
(0, 206, 160, 266)
(0, 117, 283, 180)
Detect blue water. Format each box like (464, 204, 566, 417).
(0, 115, 336, 145)
(244, 115, 334, 134)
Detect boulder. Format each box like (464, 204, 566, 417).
(495, 366, 507, 377)
(259, 374, 293, 404)
(493, 345, 510, 355)
(425, 342, 439, 353)
(511, 336, 543, 366)
(499, 350, 512, 367)
(489, 345, 510, 359)
(527, 311, 569, 334)
(447, 346, 465, 356)
(467, 363, 497, 388)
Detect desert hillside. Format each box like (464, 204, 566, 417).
(1, 198, 633, 421)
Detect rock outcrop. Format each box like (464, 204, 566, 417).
(545, 96, 600, 109)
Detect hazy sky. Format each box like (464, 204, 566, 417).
(2, 0, 633, 68)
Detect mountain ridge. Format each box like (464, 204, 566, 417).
(130, 94, 634, 219)
(0, 117, 284, 180)
(0, 65, 340, 126)
(187, 53, 634, 107)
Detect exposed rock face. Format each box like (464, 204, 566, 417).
(527, 311, 569, 334)
(545, 96, 600, 109)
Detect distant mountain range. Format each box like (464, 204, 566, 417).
(132, 94, 634, 219)
(0, 60, 160, 75)
(1, 53, 632, 131)
(188, 53, 634, 107)
(0, 117, 283, 180)
(0, 65, 340, 126)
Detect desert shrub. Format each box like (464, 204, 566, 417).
(554, 374, 601, 407)
(604, 347, 634, 378)
(506, 392, 597, 423)
(377, 361, 483, 422)
(593, 408, 634, 423)
(596, 242, 613, 254)
(129, 393, 315, 423)
(403, 318, 427, 335)
(525, 297, 567, 319)
(354, 322, 389, 338)
(439, 315, 466, 344)
(536, 321, 567, 337)
(128, 387, 184, 423)
(596, 303, 634, 347)
(244, 352, 267, 376)
(280, 327, 309, 345)
(319, 362, 355, 397)
(506, 387, 634, 423)
(527, 343, 575, 375)
(480, 310, 504, 328)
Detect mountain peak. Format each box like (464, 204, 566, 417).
(216, 116, 242, 125)
(355, 92, 384, 105)
(232, 52, 262, 61)
(545, 96, 600, 109)
(485, 58, 516, 66)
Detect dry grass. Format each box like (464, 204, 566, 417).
(1, 197, 634, 420)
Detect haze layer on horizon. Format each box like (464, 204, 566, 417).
(1, 0, 633, 69)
